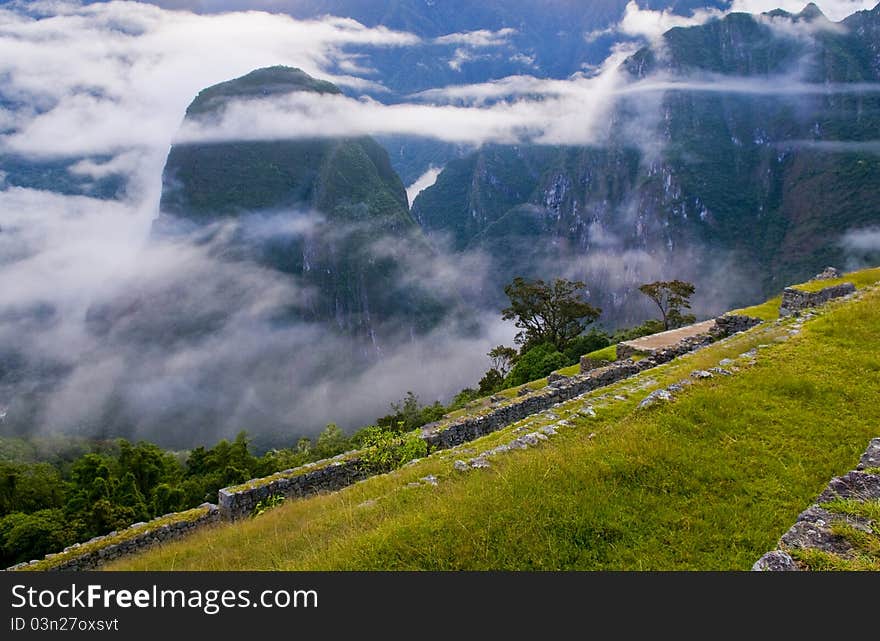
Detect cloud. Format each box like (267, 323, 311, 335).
(840, 226, 880, 252)
(584, 1, 723, 43)
(447, 47, 474, 71)
(0, 1, 418, 177)
(594, 0, 873, 45)
(730, 0, 879, 22)
(617, 1, 722, 41)
(778, 140, 880, 154)
(406, 166, 442, 207)
(0, 185, 514, 445)
(433, 27, 516, 47)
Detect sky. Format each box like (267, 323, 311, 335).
(0, 0, 878, 445)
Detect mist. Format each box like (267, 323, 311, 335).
(2, 0, 877, 448)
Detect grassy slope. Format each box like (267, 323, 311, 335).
(110, 278, 880, 570)
(790, 266, 880, 293)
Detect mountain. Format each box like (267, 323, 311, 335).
(156, 66, 448, 342)
(412, 5, 880, 322)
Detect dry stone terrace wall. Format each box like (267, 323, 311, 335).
(422, 314, 761, 449)
(5, 504, 221, 572)
(779, 282, 856, 316)
(219, 457, 366, 521)
(753, 438, 880, 571)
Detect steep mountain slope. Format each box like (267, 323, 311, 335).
(156, 66, 447, 341)
(412, 5, 880, 318)
(107, 270, 880, 571)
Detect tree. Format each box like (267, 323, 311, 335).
(504, 343, 568, 387)
(487, 345, 518, 378)
(315, 423, 348, 458)
(502, 277, 601, 352)
(638, 280, 696, 331)
(477, 368, 505, 395)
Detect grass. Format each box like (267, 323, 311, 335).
(789, 266, 880, 293)
(583, 344, 617, 363)
(820, 498, 880, 523)
(729, 295, 782, 321)
(107, 283, 880, 571)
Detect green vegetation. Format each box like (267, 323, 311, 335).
(358, 428, 429, 474)
(638, 280, 696, 331)
(19, 505, 213, 572)
(108, 281, 880, 570)
(583, 344, 617, 364)
(790, 267, 880, 293)
(502, 277, 601, 352)
(252, 495, 286, 518)
(729, 295, 782, 321)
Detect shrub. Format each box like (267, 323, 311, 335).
(358, 427, 429, 474)
(504, 343, 568, 387)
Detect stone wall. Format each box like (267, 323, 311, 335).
(712, 314, 763, 336)
(6, 504, 221, 572)
(779, 282, 856, 316)
(753, 438, 880, 571)
(218, 457, 366, 521)
(423, 313, 760, 450)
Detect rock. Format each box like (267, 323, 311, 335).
(816, 471, 880, 503)
(357, 499, 377, 508)
(752, 550, 799, 571)
(520, 433, 541, 446)
(489, 395, 504, 403)
(420, 475, 439, 486)
(812, 266, 841, 280)
(666, 380, 692, 393)
(469, 457, 491, 469)
(719, 358, 734, 366)
(453, 460, 469, 472)
(708, 367, 732, 376)
(588, 432, 596, 440)
(579, 405, 597, 417)
(856, 437, 880, 471)
(780, 517, 853, 556)
(547, 372, 570, 384)
(540, 426, 558, 436)
(517, 388, 531, 397)
(638, 389, 673, 409)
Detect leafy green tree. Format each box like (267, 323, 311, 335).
(638, 280, 696, 331)
(0, 462, 65, 516)
(153, 483, 185, 515)
(314, 423, 349, 459)
(562, 330, 611, 364)
(504, 343, 569, 387)
(478, 368, 505, 395)
(0, 509, 73, 566)
(502, 277, 601, 352)
(376, 392, 444, 432)
(449, 388, 480, 410)
(113, 472, 150, 522)
(488, 345, 518, 378)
